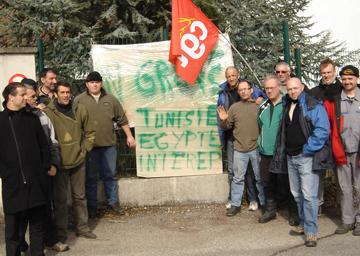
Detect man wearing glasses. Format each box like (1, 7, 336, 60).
(217, 80, 264, 217)
(275, 62, 292, 94)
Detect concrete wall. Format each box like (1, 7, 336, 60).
(116, 173, 228, 206)
(0, 173, 228, 223)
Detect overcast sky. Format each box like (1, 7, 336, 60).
(303, 0, 360, 51)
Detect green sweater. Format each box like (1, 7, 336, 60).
(220, 100, 259, 152)
(257, 99, 283, 156)
(44, 101, 95, 169)
(74, 90, 128, 147)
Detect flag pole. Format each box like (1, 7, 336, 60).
(218, 31, 262, 87)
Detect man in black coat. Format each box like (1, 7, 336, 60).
(0, 82, 50, 256)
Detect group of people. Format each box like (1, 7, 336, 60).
(0, 69, 135, 256)
(1, 58, 359, 254)
(217, 59, 360, 248)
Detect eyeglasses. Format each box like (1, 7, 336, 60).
(275, 70, 288, 74)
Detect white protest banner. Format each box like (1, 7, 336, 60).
(91, 35, 233, 177)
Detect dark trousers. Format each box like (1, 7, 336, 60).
(5, 205, 46, 256)
(259, 154, 293, 205)
(245, 163, 258, 203)
(19, 202, 58, 248)
(54, 162, 90, 242)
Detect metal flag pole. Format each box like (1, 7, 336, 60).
(218, 31, 262, 86)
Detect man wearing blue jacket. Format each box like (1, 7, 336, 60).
(271, 78, 331, 247)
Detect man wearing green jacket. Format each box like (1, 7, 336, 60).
(258, 75, 299, 225)
(44, 82, 97, 243)
(74, 71, 136, 218)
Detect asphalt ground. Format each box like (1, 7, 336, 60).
(0, 204, 359, 256)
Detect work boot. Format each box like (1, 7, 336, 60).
(335, 223, 355, 234)
(353, 222, 360, 236)
(109, 202, 125, 215)
(258, 199, 276, 223)
(288, 198, 300, 226)
(226, 206, 240, 217)
(76, 231, 97, 239)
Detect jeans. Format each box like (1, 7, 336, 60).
(287, 154, 319, 235)
(86, 146, 119, 213)
(231, 149, 264, 207)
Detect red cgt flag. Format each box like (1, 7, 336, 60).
(169, 0, 219, 85)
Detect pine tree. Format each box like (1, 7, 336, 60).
(0, 0, 354, 86)
(214, 0, 349, 86)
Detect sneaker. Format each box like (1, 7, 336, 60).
(353, 223, 360, 236)
(305, 234, 317, 247)
(248, 201, 258, 211)
(109, 203, 125, 215)
(335, 223, 355, 234)
(47, 242, 70, 252)
(76, 231, 97, 239)
(225, 201, 231, 209)
(289, 225, 304, 236)
(226, 206, 240, 217)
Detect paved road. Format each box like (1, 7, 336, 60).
(0, 204, 358, 256)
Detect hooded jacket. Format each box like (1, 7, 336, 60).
(44, 100, 95, 169)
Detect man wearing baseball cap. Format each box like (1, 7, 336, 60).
(324, 65, 360, 236)
(74, 71, 135, 218)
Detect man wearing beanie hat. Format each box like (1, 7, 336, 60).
(324, 65, 360, 236)
(75, 71, 135, 218)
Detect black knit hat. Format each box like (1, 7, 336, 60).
(86, 71, 103, 82)
(339, 65, 359, 78)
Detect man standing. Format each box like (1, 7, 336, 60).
(275, 62, 292, 94)
(20, 82, 69, 252)
(218, 80, 264, 217)
(0, 82, 50, 256)
(44, 82, 96, 242)
(310, 57, 341, 215)
(75, 71, 136, 217)
(257, 75, 298, 225)
(271, 78, 330, 247)
(217, 66, 241, 208)
(37, 67, 58, 107)
(217, 66, 265, 210)
(324, 65, 360, 236)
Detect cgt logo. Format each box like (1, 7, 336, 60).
(178, 18, 208, 68)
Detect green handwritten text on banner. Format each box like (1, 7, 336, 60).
(91, 37, 233, 177)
